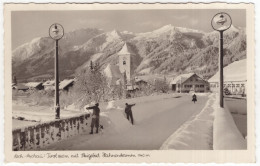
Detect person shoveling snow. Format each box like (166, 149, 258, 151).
(86, 103, 100, 134)
(125, 103, 136, 125)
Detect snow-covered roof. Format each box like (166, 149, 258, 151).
(134, 77, 147, 83)
(16, 84, 29, 90)
(208, 59, 246, 83)
(104, 64, 122, 85)
(126, 85, 138, 90)
(59, 79, 74, 90)
(104, 64, 121, 78)
(25, 82, 42, 88)
(118, 43, 135, 55)
(43, 80, 55, 86)
(170, 73, 195, 84)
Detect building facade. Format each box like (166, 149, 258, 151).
(170, 73, 210, 93)
(209, 81, 246, 95)
(208, 59, 246, 95)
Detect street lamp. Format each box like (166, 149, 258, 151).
(49, 23, 64, 119)
(211, 12, 232, 108)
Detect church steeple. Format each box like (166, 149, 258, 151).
(118, 42, 134, 83)
(118, 42, 135, 55)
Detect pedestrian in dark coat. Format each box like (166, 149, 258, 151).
(125, 103, 135, 125)
(192, 94, 197, 103)
(86, 103, 100, 134)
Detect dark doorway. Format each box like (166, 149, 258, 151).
(172, 84, 176, 91)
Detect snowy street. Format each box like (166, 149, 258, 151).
(42, 94, 209, 150)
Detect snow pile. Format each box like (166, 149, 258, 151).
(65, 103, 78, 111)
(160, 94, 215, 150)
(213, 101, 246, 150)
(106, 100, 116, 110)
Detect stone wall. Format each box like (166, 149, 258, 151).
(12, 114, 90, 151)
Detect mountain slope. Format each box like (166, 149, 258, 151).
(12, 25, 246, 82)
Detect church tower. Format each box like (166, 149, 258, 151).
(118, 43, 134, 83)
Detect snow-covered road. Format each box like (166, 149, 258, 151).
(42, 94, 209, 150)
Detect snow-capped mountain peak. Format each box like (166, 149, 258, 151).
(12, 24, 246, 82)
(153, 24, 175, 33)
(106, 29, 122, 40)
(175, 26, 204, 34)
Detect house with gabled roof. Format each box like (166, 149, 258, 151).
(170, 73, 209, 93)
(25, 82, 44, 90)
(59, 79, 75, 91)
(103, 64, 122, 86)
(42, 80, 55, 90)
(14, 83, 29, 92)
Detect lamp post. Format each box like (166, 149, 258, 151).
(49, 23, 64, 119)
(211, 12, 232, 108)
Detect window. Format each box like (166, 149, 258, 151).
(200, 85, 204, 88)
(123, 60, 126, 65)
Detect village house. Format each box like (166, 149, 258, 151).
(59, 79, 75, 92)
(170, 73, 210, 93)
(43, 79, 75, 91)
(25, 82, 44, 90)
(42, 80, 55, 91)
(208, 59, 246, 95)
(103, 63, 122, 87)
(14, 83, 29, 92)
(134, 77, 148, 87)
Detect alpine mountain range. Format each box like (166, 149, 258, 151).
(12, 24, 246, 82)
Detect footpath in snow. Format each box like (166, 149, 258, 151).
(160, 93, 247, 150)
(42, 93, 209, 150)
(160, 93, 215, 150)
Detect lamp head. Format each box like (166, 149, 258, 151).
(49, 23, 64, 40)
(211, 12, 232, 32)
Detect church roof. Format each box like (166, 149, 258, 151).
(118, 43, 135, 55)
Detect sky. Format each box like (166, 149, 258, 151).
(11, 9, 246, 49)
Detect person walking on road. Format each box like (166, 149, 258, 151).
(192, 94, 197, 104)
(86, 103, 100, 134)
(125, 103, 135, 125)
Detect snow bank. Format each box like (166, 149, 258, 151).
(213, 102, 246, 149)
(12, 103, 85, 124)
(160, 94, 215, 150)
